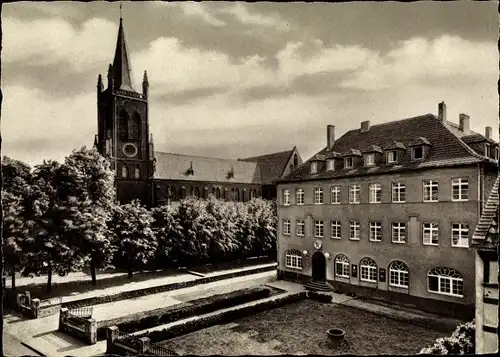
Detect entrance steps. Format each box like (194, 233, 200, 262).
(304, 280, 333, 292)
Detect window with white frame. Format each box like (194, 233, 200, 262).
(423, 223, 439, 245)
(344, 157, 353, 168)
(428, 267, 463, 297)
(315, 220, 324, 238)
(331, 186, 341, 204)
(369, 183, 381, 203)
(349, 184, 360, 204)
(451, 223, 469, 248)
(392, 222, 406, 243)
(296, 220, 305, 237)
(369, 222, 382, 242)
(335, 254, 350, 278)
(423, 180, 439, 202)
(283, 219, 291, 235)
(392, 182, 406, 203)
(311, 161, 318, 173)
(326, 159, 335, 171)
(389, 261, 409, 288)
(134, 167, 140, 179)
(283, 189, 291, 205)
(412, 146, 424, 160)
(452, 178, 469, 201)
(331, 221, 341, 239)
(296, 188, 304, 205)
(364, 154, 375, 166)
(349, 221, 360, 240)
(387, 150, 397, 163)
(360, 257, 377, 283)
(314, 187, 324, 204)
(285, 250, 303, 269)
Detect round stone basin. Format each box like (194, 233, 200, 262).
(327, 328, 345, 348)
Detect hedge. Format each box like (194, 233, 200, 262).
(97, 286, 272, 340)
(135, 292, 308, 343)
(307, 291, 333, 303)
(63, 264, 276, 310)
(419, 320, 475, 355)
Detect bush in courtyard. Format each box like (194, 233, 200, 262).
(307, 291, 333, 303)
(419, 320, 475, 355)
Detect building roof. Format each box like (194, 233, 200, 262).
(472, 175, 499, 250)
(112, 18, 135, 92)
(279, 114, 492, 183)
(240, 149, 295, 184)
(153, 151, 261, 184)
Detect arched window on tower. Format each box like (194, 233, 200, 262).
(129, 112, 141, 141)
(121, 165, 128, 178)
(134, 167, 140, 179)
(118, 109, 129, 140)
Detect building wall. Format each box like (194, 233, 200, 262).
(152, 179, 263, 206)
(277, 165, 481, 316)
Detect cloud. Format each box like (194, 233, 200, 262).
(341, 35, 498, 90)
(219, 3, 290, 31)
(131, 37, 275, 94)
(2, 17, 117, 72)
(180, 2, 226, 27)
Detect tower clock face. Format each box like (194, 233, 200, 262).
(122, 143, 138, 157)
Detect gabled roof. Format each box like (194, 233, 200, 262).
(112, 18, 135, 92)
(472, 175, 499, 249)
(279, 114, 490, 183)
(154, 152, 261, 184)
(240, 149, 295, 184)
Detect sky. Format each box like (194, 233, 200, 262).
(1, 1, 499, 167)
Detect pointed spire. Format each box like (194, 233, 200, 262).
(142, 70, 149, 97)
(93, 135, 98, 149)
(97, 74, 104, 93)
(112, 12, 134, 91)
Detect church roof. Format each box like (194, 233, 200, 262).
(240, 149, 295, 184)
(112, 18, 135, 92)
(472, 175, 499, 249)
(153, 152, 262, 184)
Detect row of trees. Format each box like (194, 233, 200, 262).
(2, 148, 277, 291)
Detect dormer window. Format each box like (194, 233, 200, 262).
(485, 143, 491, 158)
(311, 161, 318, 173)
(326, 159, 335, 171)
(387, 151, 397, 163)
(412, 146, 424, 160)
(344, 157, 353, 169)
(364, 154, 375, 167)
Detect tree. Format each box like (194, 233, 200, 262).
(24, 160, 87, 291)
(1, 156, 32, 288)
(111, 200, 157, 278)
(151, 204, 183, 269)
(62, 147, 116, 285)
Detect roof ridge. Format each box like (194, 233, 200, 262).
(241, 149, 294, 161)
(154, 151, 251, 163)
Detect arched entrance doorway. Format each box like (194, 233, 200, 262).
(312, 251, 326, 281)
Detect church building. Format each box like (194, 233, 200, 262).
(94, 17, 301, 206)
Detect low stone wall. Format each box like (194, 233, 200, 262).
(16, 291, 41, 319)
(106, 326, 177, 356)
(58, 308, 97, 345)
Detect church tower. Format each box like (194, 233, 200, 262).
(96, 15, 155, 205)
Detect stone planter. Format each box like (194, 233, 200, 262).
(327, 328, 345, 348)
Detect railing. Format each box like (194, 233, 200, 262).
(145, 341, 178, 356)
(68, 306, 93, 318)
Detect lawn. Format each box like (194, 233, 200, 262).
(162, 299, 449, 355)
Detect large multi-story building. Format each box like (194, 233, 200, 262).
(276, 102, 498, 319)
(94, 17, 301, 206)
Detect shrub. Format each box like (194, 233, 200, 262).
(307, 291, 333, 303)
(97, 286, 272, 339)
(140, 292, 307, 343)
(419, 320, 475, 355)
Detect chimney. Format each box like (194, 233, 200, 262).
(485, 126, 492, 139)
(438, 101, 447, 122)
(459, 114, 470, 133)
(327, 125, 335, 150)
(360, 120, 370, 133)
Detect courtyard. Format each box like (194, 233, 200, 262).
(163, 299, 449, 356)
